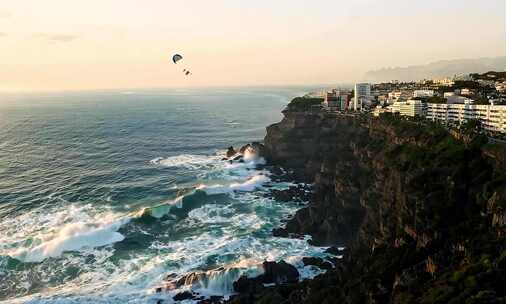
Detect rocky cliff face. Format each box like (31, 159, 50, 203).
(253, 109, 506, 304)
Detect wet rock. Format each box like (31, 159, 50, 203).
(209, 295, 224, 303)
(226, 146, 237, 158)
(272, 227, 289, 237)
(302, 257, 333, 270)
(233, 275, 263, 294)
(269, 165, 285, 177)
(233, 155, 243, 161)
(238, 142, 266, 158)
(233, 260, 299, 295)
(164, 272, 206, 291)
(239, 144, 251, 154)
(261, 260, 299, 284)
(324, 246, 345, 256)
(173, 291, 194, 301)
(250, 142, 266, 158)
(268, 185, 312, 203)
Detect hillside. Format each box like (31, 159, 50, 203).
(364, 56, 506, 82)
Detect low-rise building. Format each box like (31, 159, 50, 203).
(413, 90, 434, 98)
(435, 78, 455, 86)
(447, 95, 472, 104)
(373, 105, 389, 117)
(391, 99, 424, 117)
(323, 89, 351, 111)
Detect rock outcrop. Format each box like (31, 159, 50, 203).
(231, 106, 506, 303)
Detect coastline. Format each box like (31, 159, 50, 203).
(223, 105, 506, 303)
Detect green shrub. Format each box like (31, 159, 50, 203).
(286, 97, 323, 111)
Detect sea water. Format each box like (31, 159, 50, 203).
(0, 87, 329, 303)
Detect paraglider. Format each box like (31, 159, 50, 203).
(172, 53, 192, 77)
(172, 54, 183, 64)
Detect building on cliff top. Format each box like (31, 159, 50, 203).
(354, 83, 371, 111)
(426, 102, 506, 133)
(323, 89, 351, 112)
(374, 99, 506, 133)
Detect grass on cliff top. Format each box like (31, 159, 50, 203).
(379, 113, 449, 143)
(285, 97, 324, 112)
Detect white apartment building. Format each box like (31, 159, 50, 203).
(426, 102, 506, 133)
(391, 100, 424, 117)
(354, 83, 371, 111)
(413, 90, 434, 98)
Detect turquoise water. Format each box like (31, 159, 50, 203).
(0, 88, 328, 303)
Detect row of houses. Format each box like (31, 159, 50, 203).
(374, 100, 506, 133)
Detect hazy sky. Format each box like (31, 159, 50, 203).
(1, 0, 505, 91)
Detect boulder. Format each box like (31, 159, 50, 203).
(302, 257, 333, 270)
(272, 227, 289, 237)
(261, 260, 299, 284)
(197, 296, 224, 304)
(173, 291, 194, 301)
(324, 246, 345, 255)
(239, 144, 251, 154)
(226, 146, 237, 158)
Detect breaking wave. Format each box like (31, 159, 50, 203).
(0, 150, 333, 303)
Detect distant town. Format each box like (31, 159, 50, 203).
(304, 70, 506, 138)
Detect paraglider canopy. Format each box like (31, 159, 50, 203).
(172, 54, 183, 64)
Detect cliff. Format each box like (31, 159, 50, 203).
(238, 106, 506, 303)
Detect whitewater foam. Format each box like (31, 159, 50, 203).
(197, 174, 270, 195)
(0, 151, 330, 303)
(150, 154, 219, 170)
(8, 209, 129, 263)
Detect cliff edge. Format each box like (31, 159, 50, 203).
(237, 103, 506, 303)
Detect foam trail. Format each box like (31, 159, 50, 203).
(197, 174, 270, 195)
(150, 154, 218, 169)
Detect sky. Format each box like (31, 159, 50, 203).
(0, 0, 505, 92)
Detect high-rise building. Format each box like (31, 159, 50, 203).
(354, 83, 371, 111)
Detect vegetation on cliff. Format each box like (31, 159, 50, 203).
(284, 97, 323, 112)
(237, 110, 506, 304)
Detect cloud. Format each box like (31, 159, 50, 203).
(33, 33, 80, 43)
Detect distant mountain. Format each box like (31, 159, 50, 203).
(364, 56, 506, 82)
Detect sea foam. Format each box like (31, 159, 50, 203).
(10, 213, 129, 263)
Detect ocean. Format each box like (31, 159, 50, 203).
(0, 88, 329, 303)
